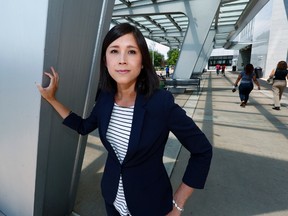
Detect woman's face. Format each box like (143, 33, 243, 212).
(105, 33, 142, 89)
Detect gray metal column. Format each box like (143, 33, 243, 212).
(173, 0, 221, 78)
(34, 0, 115, 216)
(285, 0, 288, 19)
(0, 0, 49, 215)
(193, 30, 216, 74)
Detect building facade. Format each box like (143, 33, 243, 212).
(231, 0, 288, 77)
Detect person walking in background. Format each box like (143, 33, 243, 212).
(37, 23, 212, 216)
(221, 64, 226, 76)
(233, 63, 261, 107)
(165, 65, 170, 78)
(268, 61, 288, 110)
(215, 64, 221, 76)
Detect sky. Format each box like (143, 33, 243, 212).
(145, 38, 170, 59)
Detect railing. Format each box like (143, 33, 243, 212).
(164, 78, 201, 94)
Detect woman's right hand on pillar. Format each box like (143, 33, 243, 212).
(36, 66, 59, 103)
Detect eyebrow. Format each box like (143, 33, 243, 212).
(108, 45, 139, 49)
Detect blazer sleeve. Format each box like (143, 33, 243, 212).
(62, 92, 106, 135)
(62, 110, 98, 135)
(165, 91, 212, 189)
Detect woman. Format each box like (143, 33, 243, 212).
(215, 64, 221, 76)
(268, 61, 288, 110)
(233, 63, 260, 107)
(221, 64, 226, 76)
(37, 23, 212, 216)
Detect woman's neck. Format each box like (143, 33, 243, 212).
(115, 87, 137, 107)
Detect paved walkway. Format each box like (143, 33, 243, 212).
(73, 70, 288, 216)
(170, 71, 288, 216)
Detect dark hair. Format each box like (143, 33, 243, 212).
(99, 23, 159, 97)
(276, 61, 287, 70)
(245, 63, 254, 75)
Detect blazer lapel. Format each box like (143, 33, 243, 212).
(99, 91, 147, 164)
(124, 93, 147, 163)
(98, 91, 120, 161)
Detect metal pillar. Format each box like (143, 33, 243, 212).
(0, 0, 49, 215)
(193, 30, 216, 75)
(0, 0, 114, 215)
(34, 0, 115, 215)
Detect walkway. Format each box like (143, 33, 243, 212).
(170, 70, 288, 216)
(72, 70, 288, 216)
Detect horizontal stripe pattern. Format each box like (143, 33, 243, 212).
(107, 103, 134, 216)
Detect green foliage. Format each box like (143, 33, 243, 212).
(149, 50, 165, 67)
(148, 48, 180, 68)
(167, 49, 180, 66)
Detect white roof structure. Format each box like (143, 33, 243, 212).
(112, 0, 269, 50)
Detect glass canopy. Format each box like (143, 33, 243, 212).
(112, 0, 252, 49)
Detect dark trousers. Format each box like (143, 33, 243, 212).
(238, 82, 253, 103)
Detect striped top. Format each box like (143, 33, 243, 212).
(106, 103, 134, 216)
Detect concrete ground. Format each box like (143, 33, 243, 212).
(72, 70, 288, 216)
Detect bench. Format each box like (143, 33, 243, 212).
(164, 78, 201, 94)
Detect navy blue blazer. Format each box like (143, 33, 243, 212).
(63, 89, 212, 216)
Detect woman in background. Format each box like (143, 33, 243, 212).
(233, 63, 260, 107)
(268, 61, 288, 110)
(221, 64, 226, 76)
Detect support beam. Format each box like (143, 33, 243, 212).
(0, 1, 49, 215)
(34, 1, 115, 215)
(173, 0, 221, 78)
(193, 30, 216, 74)
(0, 0, 115, 215)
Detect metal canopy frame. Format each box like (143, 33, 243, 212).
(112, 0, 255, 50)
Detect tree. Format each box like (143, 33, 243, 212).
(167, 49, 180, 66)
(149, 50, 165, 67)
